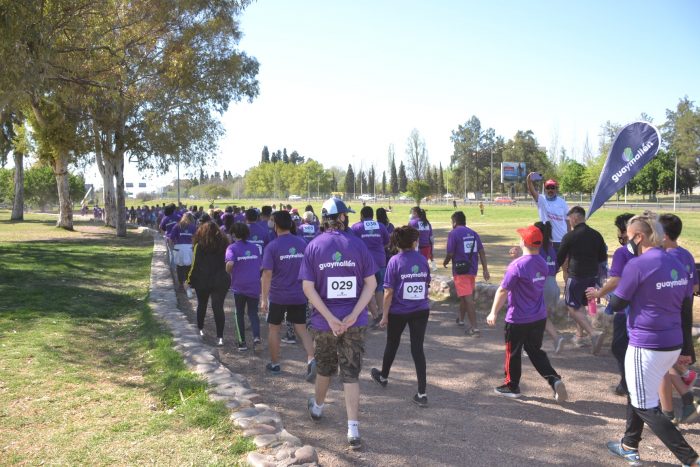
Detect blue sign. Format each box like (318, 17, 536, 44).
(587, 122, 660, 219)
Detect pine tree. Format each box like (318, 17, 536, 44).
(398, 161, 407, 192)
(368, 166, 375, 194)
(381, 171, 387, 195)
(199, 168, 205, 183)
(432, 166, 439, 194)
(261, 146, 270, 163)
(282, 148, 289, 164)
(438, 162, 446, 194)
(344, 164, 355, 195)
(271, 150, 280, 163)
(390, 156, 398, 195)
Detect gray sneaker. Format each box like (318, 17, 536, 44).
(553, 378, 568, 403)
(307, 396, 322, 421)
(305, 360, 317, 383)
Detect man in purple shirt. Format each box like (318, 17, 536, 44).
(443, 211, 490, 336)
(350, 206, 390, 327)
(487, 225, 567, 402)
(300, 197, 376, 450)
(245, 208, 270, 253)
(606, 213, 697, 466)
(261, 210, 316, 380)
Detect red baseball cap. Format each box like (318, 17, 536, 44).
(516, 225, 543, 248)
(544, 179, 558, 188)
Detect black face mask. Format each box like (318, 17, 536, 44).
(627, 235, 640, 256)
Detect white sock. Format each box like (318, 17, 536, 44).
(347, 420, 359, 438)
(312, 400, 324, 416)
(417, 393, 427, 398)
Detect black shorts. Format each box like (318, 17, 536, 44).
(564, 276, 597, 309)
(267, 303, 307, 325)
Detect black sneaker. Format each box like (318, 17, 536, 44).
(494, 384, 521, 398)
(281, 334, 297, 344)
(253, 337, 262, 345)
(307, 396, 322, 421)
(370, 368, 388, 387)
(237, 342, 248, 352)
(266, 362, 281, 375)
(614, 383, 627, 397)
(465, 328, 481, 338)
(347, 435, 362, 450)
(412, 393, 428, 408)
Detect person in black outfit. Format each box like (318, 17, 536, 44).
(187, 220, 231, 346)
(556, 206, 607, 354)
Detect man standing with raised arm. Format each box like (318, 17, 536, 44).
(527, 173, 569, 251)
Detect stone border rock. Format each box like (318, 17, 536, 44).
(148, 234, 319, 467)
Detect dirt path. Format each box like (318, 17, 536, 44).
(177, 290, 700, 466)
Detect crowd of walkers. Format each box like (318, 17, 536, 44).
(147, 175, 698, 464)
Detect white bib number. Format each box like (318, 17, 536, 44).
(302, 224, 315, 234)
(403, 282, 425, 300)
(463, 239, 475, 253)
(327, 277, 357, 299)
(363, 220, 379, 230)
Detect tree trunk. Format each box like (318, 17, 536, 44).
(10, 150, 24, 220)
(53, 150, 73, 230)
(113, 154, 127, 237)
(93, 127, 116, 227)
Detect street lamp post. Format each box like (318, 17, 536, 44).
(673, 152, 678, 212)
(176, 153, 180, 206)
(490, 147, 493, 201)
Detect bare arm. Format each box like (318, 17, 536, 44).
(486, 286, 508, 326)
(225, 261, 234, 274)
(342, 275, 378, 327)
(526, 173, 539, 202)
(443, 252, 453, 268)
(260, 269, 272, 311)
(380, 288, 393, 327)
(478, 248, 490, 281)
(587, 276, 620, 300)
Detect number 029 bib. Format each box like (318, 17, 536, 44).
(327, 277, 357, 299)
(403, 282, 425, 300)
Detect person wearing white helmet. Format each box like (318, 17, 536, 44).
(300, 197, 377, 450)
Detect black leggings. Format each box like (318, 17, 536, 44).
(176, 265, 190, 285)
(380, 309, 429, 394)
(195, 286, 228, 338)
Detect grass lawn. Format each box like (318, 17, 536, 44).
(0, 212, 253, 465)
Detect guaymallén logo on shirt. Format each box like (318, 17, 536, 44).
(656, 268, 688, 290)
(533, 271, 546, 283)
(279, 246, 304, 261)
(237, 249, 258, 261)
(318, 250, 356, 271)
(401, 264, 427, 280)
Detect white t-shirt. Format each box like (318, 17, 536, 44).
(537, 195, 569, 242)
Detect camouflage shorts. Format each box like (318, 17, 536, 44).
(310, 326, 366, 383)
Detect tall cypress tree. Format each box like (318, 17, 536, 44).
(344, 164, 355, 195)
(438, 162, 445, 194)
(261, 146, 270, 163)
(398, 161, 407, 192)
(381, 171, 387, 195)
(390, 156, 398, 195)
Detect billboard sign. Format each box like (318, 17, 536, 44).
(501, 162, 527, 183)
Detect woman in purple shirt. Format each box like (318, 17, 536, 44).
(226, 223, 263, 351)
(606, 213, 698, 467)
(169, 213, 197, 298)
(370, 226, 431, 407)
(408, 207, 433, 264)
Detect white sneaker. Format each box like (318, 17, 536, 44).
(199, 329, 204, 337)
(217, 338, 224, 346)
(186, 288, 193, 299)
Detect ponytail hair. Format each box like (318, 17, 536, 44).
(534, 221, 552, 251)
(391, 225, 420, 251)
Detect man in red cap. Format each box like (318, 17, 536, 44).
(526, 174, 570, 252)
(486, 224, 567, 402)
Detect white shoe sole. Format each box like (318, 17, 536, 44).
(494, 388, 521, 398)
(554, 380, 568, 402)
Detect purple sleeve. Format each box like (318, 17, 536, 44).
(262, 242, 274, 270)
(159, 216, 167, 231)
(476, 232, 484, 251)
(613, 260, 640, 301)
(168, 224, 179, 241)
(383, 257, 396, 290)
(501, 262, 517, 290)
(446, 231, 455, 254)
(609, 248, 629, 278)
(298, 247, 315, 281)
(381, 225, 390, 246)
(225, 245, 235, 263)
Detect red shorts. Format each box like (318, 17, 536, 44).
(454, 274, 476, 297)
(419, 246, 432, 260)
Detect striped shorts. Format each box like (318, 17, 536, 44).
(625, 345, 680, 410)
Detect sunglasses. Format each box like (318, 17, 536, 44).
(545, 186, 557, 190)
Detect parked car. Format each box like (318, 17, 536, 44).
(493, 196, 515, 205)
(288, 194, 302, 200)
(443, 193, 454, 199)
(357, 194, 375, 201)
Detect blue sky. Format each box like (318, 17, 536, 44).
(111, 0, 700, 185)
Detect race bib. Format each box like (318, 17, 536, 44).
(363, 220, 379, 231)
(403, 282, 426, 300)
(463, 239, 475, 253)
(302, 224, 315, 234)
(327, 277, 357, 299)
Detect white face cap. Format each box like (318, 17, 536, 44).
(322, 198, 355, 216)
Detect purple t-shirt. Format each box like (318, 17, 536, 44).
(169, 223, 196, 245)
(262, 234, 307, 305)
(298, 230, 377, 331)
(609, 245, 634, 278)
(667, 246, 698, 297)
(234, 213, 246, 224)
(501, 254, 548, 324)
(383, 250, 431, 314)
(247, 222, 270, 252)
(409, 219, 432, 248)
(225, 240, 262, 298)
(350, 219, 390, 268)
(539, 244, 558, 277)
(446, 226, 483, 276)
(615, 248, 691, 349)
(159, 213, 181, 235)
(297, 223, 320, 244)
